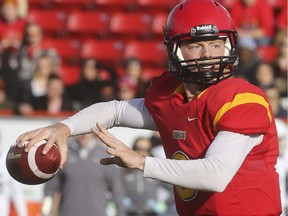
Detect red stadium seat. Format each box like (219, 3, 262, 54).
(94, 0, 136, 13)
(51, 0, 94, 12)
(123, 40, 168, 67)
(66, 11, 110, 40)
(28, 0, 52, 10)
(27, 10, 67, 37)
(142, 67, 164, 81)
(42, 38, 81, 65)
(108, 12, 153, 41)
(256, 45, 279, 63)
(151, 13, 168, 40)
(136, 0, 178, 14)
(58, 65, 81, 86)
(80, 39, 125, 66)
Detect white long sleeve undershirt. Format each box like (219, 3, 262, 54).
(143, 131, 263, 192)
(61, 98, 263, 192)
(61, 99, 157, 136)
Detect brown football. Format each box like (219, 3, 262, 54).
(6, 140, 61, 185)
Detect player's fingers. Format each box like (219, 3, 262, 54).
(16, 129, 42, 148)
(24, 129, 55, 152)
(41, 135, 68, 169)
(42, 139, 56, 154)
(96, 123, 115, 139)
(43, 140, 67, 169)
(58, 144, 68, 169)
(100, 157, 117, 166)
(92, 127, 118, 149)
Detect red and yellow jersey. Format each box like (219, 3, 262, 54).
(145, 72, 281, 215)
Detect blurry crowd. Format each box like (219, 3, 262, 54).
(0, 0, 155, 117)
(0, 0, 286, 119)
(0, 0, 287, 215)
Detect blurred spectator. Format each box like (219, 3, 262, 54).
(264, 85, 287, 119)
(254, 62, 276, 88)
(120, 58, 150, 98)
(229, 0, 274, 45)
(70, 58, 117, 109)
(0, 76, 13, 109)
(116, 76, 137, 101)
(0, 0, 27, 51)
(0, 131, 28, 216)
(274, 2, 287, 44)
(149, 131, 165, 159)
(235, 36, 262, 83)
(32, 74, 73, 115)
(121, 137, 173, 216)
(15, 54, 58, 115)
(41, 134, 126, 216)
(0, 23, 60, 101)
(17, 23, 60, 81)
(99, 83, 116, 102)
(273, 35, 287, 97)
(273, 34, 287, 76)
(14, 0, 27, 18)
(254, 61, 287, 103)
(0, 0, 28, 100)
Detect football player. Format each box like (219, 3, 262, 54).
(17, 0, 282, 215)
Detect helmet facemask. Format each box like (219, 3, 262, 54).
(165, 24, 238, 85)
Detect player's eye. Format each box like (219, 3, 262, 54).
(188, 44, 201, 50)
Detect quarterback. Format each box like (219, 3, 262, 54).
(17, 0, 282, 215)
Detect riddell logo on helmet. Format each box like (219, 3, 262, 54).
(196, 25, 212, 31)
(190, 24, 218, 36)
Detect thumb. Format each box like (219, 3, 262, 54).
(100, 157, 116, 165)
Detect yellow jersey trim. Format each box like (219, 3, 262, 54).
(213, 93, 271, 128)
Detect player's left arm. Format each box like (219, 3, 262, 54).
(94, 124, 263, 192)
(144, 131, 263, 192)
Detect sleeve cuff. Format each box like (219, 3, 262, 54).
(60, 118, 74, 136)
(143, 156, 154, 178)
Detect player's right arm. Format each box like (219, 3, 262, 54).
(17, 98, 156, 168)
(62, 98, 156, 136)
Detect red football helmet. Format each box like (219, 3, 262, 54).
(163, 0, 238, 85)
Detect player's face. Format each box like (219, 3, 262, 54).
(180, 39, 225, 73)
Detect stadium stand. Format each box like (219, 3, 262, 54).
(66, 11, 110, 39)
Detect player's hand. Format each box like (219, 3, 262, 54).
(16, 122, 71, 169)
(92, 123, 146, 170)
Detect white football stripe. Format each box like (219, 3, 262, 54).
(27, 140, 59, 179)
